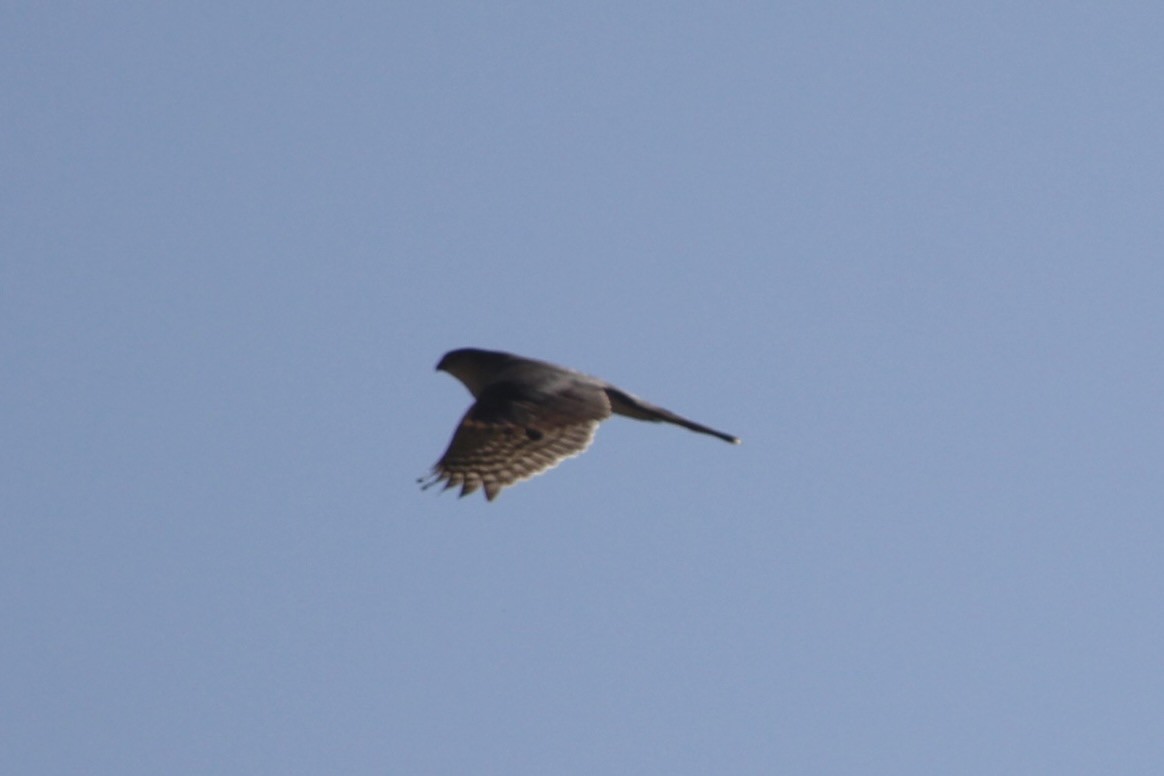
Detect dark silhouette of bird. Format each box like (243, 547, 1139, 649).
(420, 348, 739, 500)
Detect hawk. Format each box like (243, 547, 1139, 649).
(420, 348, 739, 501)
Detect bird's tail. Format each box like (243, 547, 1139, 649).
(605, 387, 740, 444)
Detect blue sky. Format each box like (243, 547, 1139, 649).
(5, 3, 1163, 773)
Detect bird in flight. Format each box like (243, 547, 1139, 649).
(420, 348, 739, 501)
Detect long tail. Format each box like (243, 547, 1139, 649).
(605, 387, 740, 444)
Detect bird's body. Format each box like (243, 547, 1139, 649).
(421, 348, 739, 501)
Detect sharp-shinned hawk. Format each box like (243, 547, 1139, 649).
(420, 348, 740, 501)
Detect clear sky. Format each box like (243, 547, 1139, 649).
(5, 3, 1163, 774)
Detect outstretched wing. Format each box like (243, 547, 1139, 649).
(420, 379, 611, 501)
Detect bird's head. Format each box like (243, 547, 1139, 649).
(435, 348, 514, 396)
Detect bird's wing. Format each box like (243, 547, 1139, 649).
(421, 380, 611, 500)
